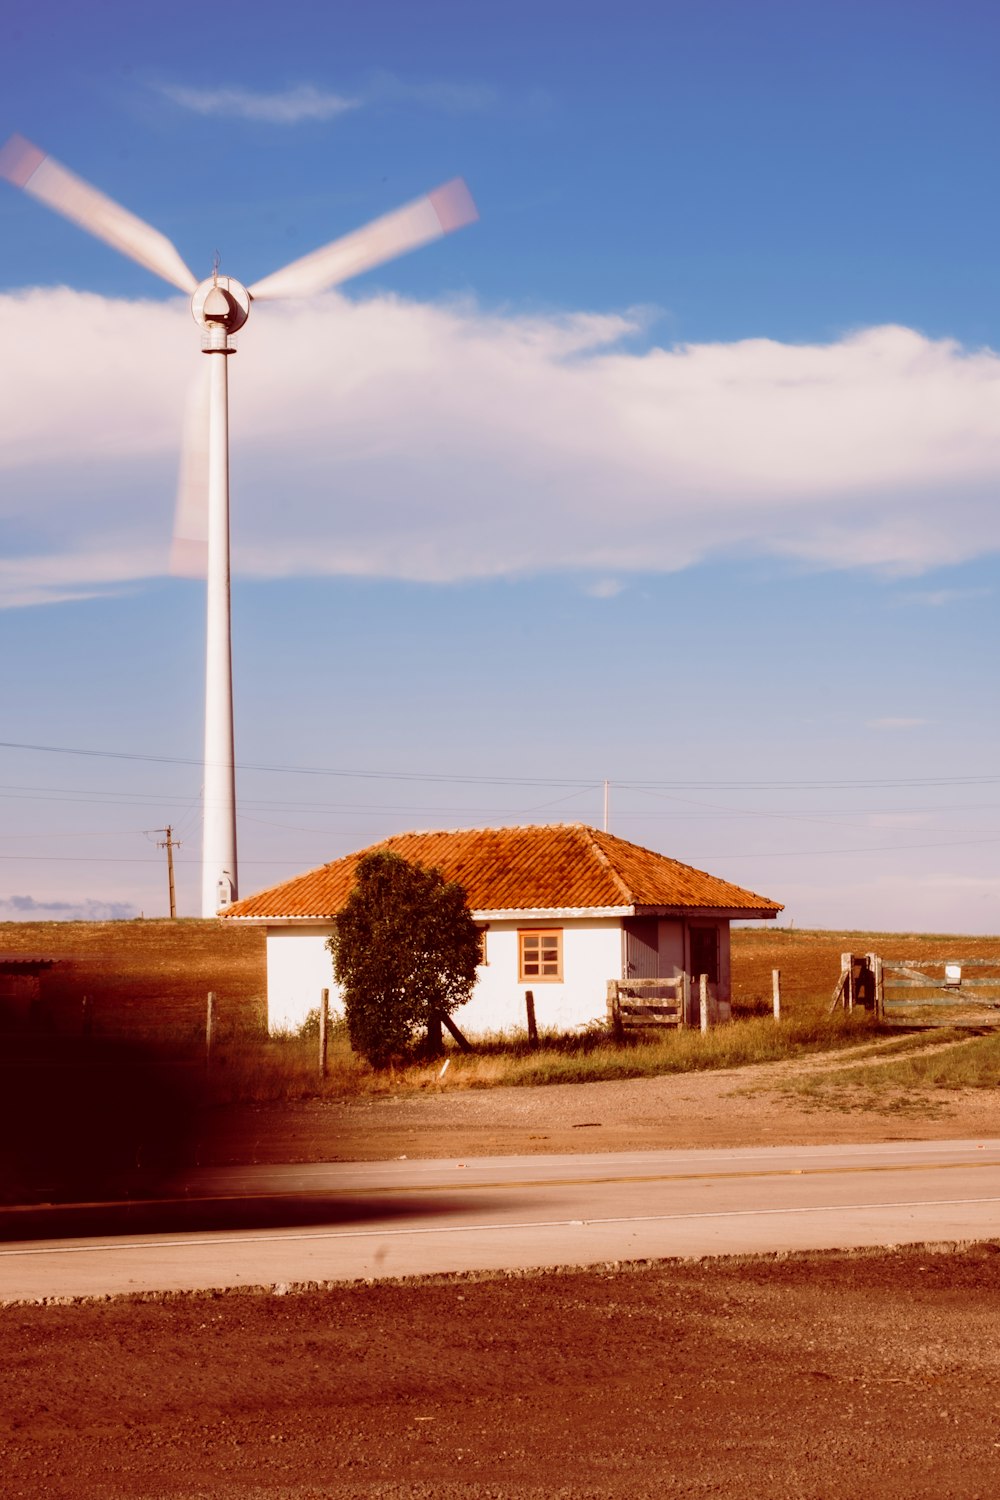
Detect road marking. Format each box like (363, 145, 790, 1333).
(349, 1157, 1000, 1195)
(7, 1153, 992, 1220)
(3, 1194, 999, 1259)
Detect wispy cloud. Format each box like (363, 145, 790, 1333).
(365, 70, 501, 114)
(899, 586, 992, 607)
(0, 893, 138, 920)
(157, 83, 360, 124)
(585, 579, 625, 599)
(866, 717, 930, 731)
(156, 72, 505, 125)
(2, 289, 1000, 608)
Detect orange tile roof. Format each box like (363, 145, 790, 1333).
(221, 824, 782, 920)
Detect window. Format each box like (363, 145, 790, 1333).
(477, 925, 489, 966)
(518, 928, 563, 982)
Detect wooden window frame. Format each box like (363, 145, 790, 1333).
(477, 925, 489, 966)
(518, 928, 563, 983)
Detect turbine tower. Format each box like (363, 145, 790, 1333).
(1, 135, 477, 915)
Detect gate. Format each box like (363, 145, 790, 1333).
(877, 957, 1000, 1027)
(831, 953, 1000, 1027)
(607, 977, 686, 1034)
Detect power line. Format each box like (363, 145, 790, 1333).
(0, 737, 996, 792)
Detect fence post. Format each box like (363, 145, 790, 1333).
(873, 955, 884, 1020)
(319, 987, 329, 1079)
(681, 972, 691, 1028)
(607, 980, 620, 1040)
(206, 991, 215, 1073)
(841, 952, 855, 1012)
(525, 989, 538, 1047)
(699, 973, 709, 1034)
(772, 969, 781, 1021)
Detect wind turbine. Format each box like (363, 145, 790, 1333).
(0, 134, 477, 917)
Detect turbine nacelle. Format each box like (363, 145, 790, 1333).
(192, 274, 250, 351)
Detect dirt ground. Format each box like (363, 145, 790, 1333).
(5, 923, 1000, 1496)
(3, 1244, 1000, 1499)
(202, 1038, 1000, 1167)
(4, 1048, 1000, 1499)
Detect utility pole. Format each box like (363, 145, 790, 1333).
(154, 826, 180, 918)
(603, 779, 610, 833)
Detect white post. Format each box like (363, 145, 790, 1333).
(201, 345, 238, 917)
(699, 973, 709, 1033)
(772, 968, 781, 1021)
(842, 952, 854, 1012)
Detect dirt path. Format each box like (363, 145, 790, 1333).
(205, 1043, 999, 1166)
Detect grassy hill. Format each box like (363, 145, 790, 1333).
(0, 919, 266, 1038)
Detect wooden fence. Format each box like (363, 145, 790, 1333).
(831, 953, 1000, 1028)
(608, 977, 686, 1034)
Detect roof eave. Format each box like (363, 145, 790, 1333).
(470, 906, 633, 922)
(223, 903, 782, 926)
(218, 912, 334, 924)
(632, 904, 782, 920)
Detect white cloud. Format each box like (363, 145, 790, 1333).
(585, 579, 625, 599)
(157, 83, 359, 123)
(1, 286, 999, 608)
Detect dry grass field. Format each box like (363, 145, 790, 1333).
(8, 916, 997, 1040)
(3, 918, 997, 1081)
(0, 918, 266, 1038)
(731, 924, 1000, 1010)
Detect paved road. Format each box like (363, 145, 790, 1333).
(2, 1139, 998, 1302)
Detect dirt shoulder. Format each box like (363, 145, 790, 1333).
(4, 1243, 1000, 1499)
(205, 1042, 1000, 1166)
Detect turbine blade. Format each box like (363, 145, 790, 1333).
(248, 178, 477, 301)
(170, 364, 210, 578)
(0, 134, 198, 295)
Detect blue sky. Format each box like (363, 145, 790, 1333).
(1, 0, 998, 930)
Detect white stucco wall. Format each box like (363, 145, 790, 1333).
(265, 925, 336, 1032)
(468, 918, 622, 1036)
(261, 917, 623, 1037)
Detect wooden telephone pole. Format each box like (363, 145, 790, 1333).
(154, 826, 180, 918)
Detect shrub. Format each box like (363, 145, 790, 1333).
(328, 850, 481, 1068)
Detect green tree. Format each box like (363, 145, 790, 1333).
(327, 850, 481, 1068)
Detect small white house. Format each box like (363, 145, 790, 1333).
(219, 823, 782, 1036)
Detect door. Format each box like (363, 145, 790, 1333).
(624, 917, 660, 978)
(689, 925, 719, 987)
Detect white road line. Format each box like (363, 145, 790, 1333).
(4, 1194, 1000, 1259)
